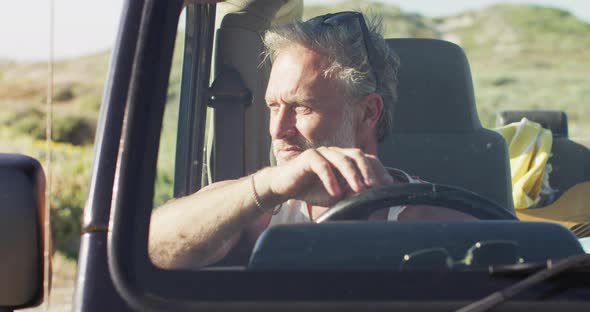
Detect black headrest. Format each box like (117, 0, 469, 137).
(496, 110, 568, 138)
(386, 39, 482, 133)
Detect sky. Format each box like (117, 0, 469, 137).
(0, 0, 588, 62)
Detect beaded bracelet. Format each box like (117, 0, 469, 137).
(250, 174, 264, 212)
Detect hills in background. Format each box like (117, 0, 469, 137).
(306, 1, 590, 57)
(305, 1, 590, 136)
(2, 1, 589, 143)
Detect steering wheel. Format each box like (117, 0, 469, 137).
(315, 183, 518, 223)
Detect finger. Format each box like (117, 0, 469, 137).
(308, 151, 343, 197)
(327, 147, 391, 187)
(334, 147, 380, 187)
(317, 148, 366, 193)
(365, 154, 394, 185)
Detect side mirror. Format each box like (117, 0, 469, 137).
(0, 154, 49, 310)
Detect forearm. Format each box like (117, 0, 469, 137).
(148, 167, 283, 269)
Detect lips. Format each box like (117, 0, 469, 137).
(278, 146, 303, 159)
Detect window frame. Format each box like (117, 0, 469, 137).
(172, 3, 215, 197)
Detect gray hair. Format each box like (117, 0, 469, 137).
(262, 12, 400, 142)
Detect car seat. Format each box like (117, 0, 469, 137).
(378, 39, 515, 213)
(497, 110, 590, 195)
(209, 0, 303, 182)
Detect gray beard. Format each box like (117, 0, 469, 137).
(272, 116, 356, 165)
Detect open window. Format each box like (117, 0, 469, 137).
(100, 0, 590, 310)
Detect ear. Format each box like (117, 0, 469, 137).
(356, 93, 383, 132)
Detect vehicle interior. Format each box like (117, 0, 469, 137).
(496, 110, 590, 237)
(117, 0, 589, 308)
(496, 109, 590, 199)
(378, 38, 514, 212)
(174, 0, 590, 272)
(206, 2, 516, 214)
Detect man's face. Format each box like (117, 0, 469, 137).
(265, 44, 357, 165)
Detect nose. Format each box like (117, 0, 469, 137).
(269, 105, 297, 139)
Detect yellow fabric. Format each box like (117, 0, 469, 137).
(497, 118, 553, 209)
(516, 181, 590, 230)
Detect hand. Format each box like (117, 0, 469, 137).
(268, 147, 394, 206)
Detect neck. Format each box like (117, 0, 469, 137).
(357, 137, 379, 156)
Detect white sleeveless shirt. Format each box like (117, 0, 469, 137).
(268, 168, 422, 225)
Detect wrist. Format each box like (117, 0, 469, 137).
(250, 167, 285, 212)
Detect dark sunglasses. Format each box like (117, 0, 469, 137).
(306, 11, 381, 93)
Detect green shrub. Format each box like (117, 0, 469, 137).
(53, 114, 96, 145)
(492, 76, 517, 86)
(54, 85, 75, 102)
(8, 107, 46, 139)
(48, 143, 91, 258)
(154, 169, 174, 207)
(4, 106, 96, 145)
(51, 187, 84, 258)
(75, 93, 102, 110)
(2, 138, 93, 258)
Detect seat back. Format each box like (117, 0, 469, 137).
(496, 110, 590, 194)
(550, 139, 590, 192)
(497, 110, 568, 138)
(379, 39, 514, 213)
(211, 0, 303, 182)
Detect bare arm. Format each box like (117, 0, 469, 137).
(149, 147, 393, 269)
(148, 167, 283, 269)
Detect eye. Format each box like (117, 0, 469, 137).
(267, 103, 279, 112)
(294, 104, 311, 115)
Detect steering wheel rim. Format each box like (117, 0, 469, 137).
(315, 183, 517, 223)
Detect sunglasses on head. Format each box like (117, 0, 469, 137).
(306, 11, 381, 93)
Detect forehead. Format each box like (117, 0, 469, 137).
(265, 44, 343, 103)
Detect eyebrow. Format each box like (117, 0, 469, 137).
(265, 95, 316, 106)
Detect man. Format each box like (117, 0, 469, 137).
(149, 11, 474, 270)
